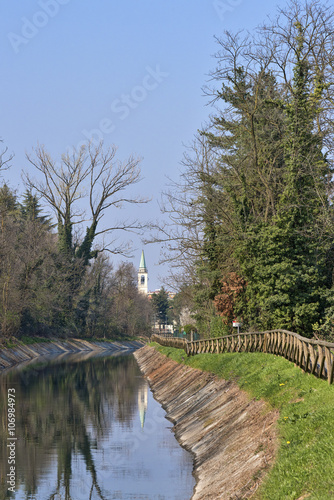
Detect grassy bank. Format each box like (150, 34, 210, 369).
(151, 343, 334, 500)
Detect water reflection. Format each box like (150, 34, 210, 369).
(0, 353, 195, 499)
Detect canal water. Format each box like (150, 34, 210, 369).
(0, 351, 195, 499)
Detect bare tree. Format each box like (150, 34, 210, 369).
(0, 139, 13, 172)
(24, 141, 149, 261)
(148, 132, 227, 291)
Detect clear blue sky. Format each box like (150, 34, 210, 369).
(1, 0, 281, 291)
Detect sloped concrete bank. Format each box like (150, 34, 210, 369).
(0, 338, 144, 371)
(134, 346, 279, 500)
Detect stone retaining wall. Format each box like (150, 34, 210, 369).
(134, 345, 278, 500)
(0, 338, 144, 371)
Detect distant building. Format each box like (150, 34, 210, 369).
(137, 252, 176, 333)
(147, 289, 175, 300)
(137, 250, 148, 295)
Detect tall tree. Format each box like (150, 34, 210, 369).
(161, 1, 334, 337)
(238, 22, 333, 334)
(24, 141, 149, 322)
(151, 287, 170, 326)
(24, 141, 147, 262)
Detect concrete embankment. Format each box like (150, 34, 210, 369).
(0, 338, 143, 372)
(134, 345, 278, 500)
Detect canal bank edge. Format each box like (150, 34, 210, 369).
(0, 338, 144, 371)
(134, 345, 279, 500)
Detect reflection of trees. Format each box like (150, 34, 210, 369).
(0, 354, 142, 499)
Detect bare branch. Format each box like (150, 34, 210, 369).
(0, 141, 14, 172)
(23, 141, 149, 260)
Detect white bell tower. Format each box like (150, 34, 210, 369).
(138, 250, 148, 295)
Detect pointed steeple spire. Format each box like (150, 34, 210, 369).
(138, 250, 148, 294)
(139, 250, 147, 271)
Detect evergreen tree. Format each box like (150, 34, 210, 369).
(151, 287, 170, 325)
(0, 184, 19, 218)
(20, 190, 52, 228)
(237, 24, 333, 335)
(195, 69, 286, 332)
(168, 3, 334, 337)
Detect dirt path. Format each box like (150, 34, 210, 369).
(134, 345, 279, 499)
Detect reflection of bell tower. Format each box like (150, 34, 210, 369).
(138, 380, 148, 429)
(138, 250, 148, 295)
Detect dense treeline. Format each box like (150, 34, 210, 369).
(0, 142, 152, 342)
(162, 1, 334, 339)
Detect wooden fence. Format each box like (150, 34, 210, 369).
(152, 330, 334, 385)
(151, 334, 187, 350)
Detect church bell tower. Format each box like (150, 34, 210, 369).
(138, 250, 148, 295)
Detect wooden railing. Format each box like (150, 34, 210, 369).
(151, 334, 187, 350)
(152, 330, 334, 385)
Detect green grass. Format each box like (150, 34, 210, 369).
(19, 335, 53, 345)
(80, 335, 146, 342)
(2, 338, 19, 348)
(151, 343, 334, 500)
